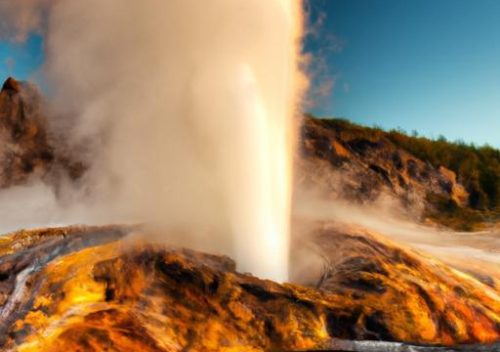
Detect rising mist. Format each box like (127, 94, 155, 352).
(0, 0, 308, 281)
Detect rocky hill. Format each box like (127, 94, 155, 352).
(299, 116, 500, 230)
(0, 77, 84, 191)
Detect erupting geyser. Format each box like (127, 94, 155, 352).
(27, 0, 308, 281)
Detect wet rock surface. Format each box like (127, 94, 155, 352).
(0, 226, 497, 351)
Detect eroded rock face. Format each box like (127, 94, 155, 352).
(0, 226, 497, 351)
(0, 227, 329, 351)
(298, 117, 470, 216)
(310, 223, 500, 344)
(0, 77, 84, 190)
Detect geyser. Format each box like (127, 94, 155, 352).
(22, 0, 308, 281)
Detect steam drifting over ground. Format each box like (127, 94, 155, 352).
(292, 186, 500, 286)
(0, 0, 307, 281)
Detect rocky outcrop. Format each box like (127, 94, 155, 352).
(311, 222, 500, 344)
(298, 117, 473, 221)
(0, 77, 84, 190)
(438, 166, 469, 206)
(0, 226, 498, 351)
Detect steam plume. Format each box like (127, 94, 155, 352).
(0, 0, 307, 281)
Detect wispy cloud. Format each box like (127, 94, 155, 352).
(0, 0, 50, 43)
(303, 6, 346, 111)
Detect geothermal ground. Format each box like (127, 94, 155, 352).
(0, 78, 498, 351)
(0, 225, 498, 351)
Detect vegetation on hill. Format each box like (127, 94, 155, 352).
(387, 130, 500, 211)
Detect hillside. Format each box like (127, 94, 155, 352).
(299, 115, 500, 231)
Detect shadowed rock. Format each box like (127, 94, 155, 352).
(0, 77, 85, 190)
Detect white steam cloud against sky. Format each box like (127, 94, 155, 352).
(0, 0, 307, 282)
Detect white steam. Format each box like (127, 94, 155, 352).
(0, 1, 306, 281)
(292, 188, 500, 284)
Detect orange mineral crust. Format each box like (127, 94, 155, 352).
(0, 225, 498, 351)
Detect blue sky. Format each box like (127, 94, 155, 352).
(305, 0, 500, 147)
(0, 34, 44, 84)
(0, 2, 499, 147)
